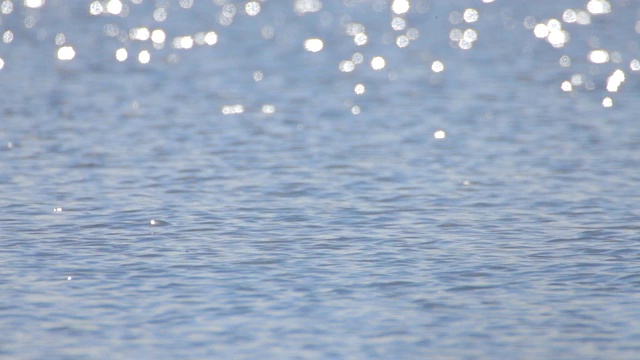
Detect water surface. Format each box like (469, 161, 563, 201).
(1, 1, 640, 359)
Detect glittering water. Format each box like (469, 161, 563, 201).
(2, 1, 640, 359)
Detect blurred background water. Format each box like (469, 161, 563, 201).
(1, 0, 640, 359)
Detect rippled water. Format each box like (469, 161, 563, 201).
(2, 1, 640, 359)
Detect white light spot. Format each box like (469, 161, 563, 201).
(67, 276, 72, 280)
(57, 46, 75, 60)
(149, 219, 170, 226)
(463, 28, 477, 42)
(245, 1, 260, 16)
(261, 104, 276, 114)
(602, 97, 613, 107)
(354, 83, 365, 95)
(533, 24, 549, 38)
(204, 31, 218, 45)
(0, 58, 4, 70)
(547, 19, 562, 31)
(561, 81, 572, 92)
(606, 69, 625, 92)
(89, 1, 103, 15)
(351, 105, 361, 115)
(138, 50, 150, 64)
(630, 59, 640, 71)
(463, 8, 479, 23)
(434, 130, 446, 139)
(391, 17, 406, 31)
(458, 39, 472, 50)
(115, 48, 127, 61)
(25, 0, 44, 8)
(151, 29, 165, 43)
(304, 38, 324, 52)
(392, 0, 409, 15)
(588, 50, 609, 64)
(222, 104, 244, 115)
(587, 0, 611, 15)
(396, 35, 409, 48)
(130, 27, 150, 41)
(253, 71, 263, 81)
(1, 0, 13, 14)
(173, 36, 194, 49)
(559, 55, 571, 67)
(294, 0, 322, 14)
(370, 56, 386, 70)
(354, 32, 368, 46)
(53, 207, 63, 212)
(431, 60, 444, 73)
(339, 60, 355, 72)
(547, 30, 568, 48)
(106, 0, 122, 15)
(3, 30, 13, 43)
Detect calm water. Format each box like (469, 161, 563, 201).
(2, 1, 640, 359)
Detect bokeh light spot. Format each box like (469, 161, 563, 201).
(3, 30, 13, 43)
(587, 0, 611, 15)
(431, 60, 444, 73)
(25, 0, 45, 9)
(606, 69, 625, 92)
(138, 50, 150, 64)
(559, 55, 571, 67)
(115, 48, 127, 61)
(463, 9, 479, 23)
(89, 1, 103, 15)
(106, 0, 122, 15)
(204, 31, 218, 45)
(396, 35, 409, 48)
(57, 46, 75, 60)
(370, 56, 386, 70)
(588, 50, 609, 64)
(245, 1, 260, 16)
(391, 0, 409, 15)
(391, 17, 406, 31)
(304, 38, 324, 52)
(339, 60, 355, 72)
(262, 104, 276, 114)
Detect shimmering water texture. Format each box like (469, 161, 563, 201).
(2, 0, 640, 359)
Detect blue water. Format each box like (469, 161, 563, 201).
(2, 1, 640, 359)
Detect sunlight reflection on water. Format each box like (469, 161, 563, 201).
(1, 1, 640, 359)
